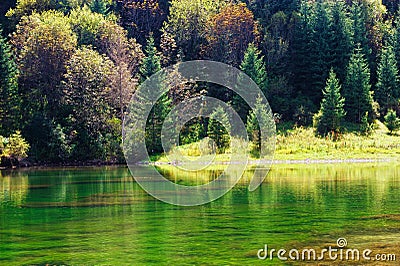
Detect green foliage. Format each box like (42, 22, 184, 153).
(351, 1, 371, 59)
(140, 35, 161, 80)
(2, 0, 400, 163)
(289, 0, 314, 101)
(68, 6, 107, 46)
(63, 47, 115, 159)
(330, 1, 353, 82)
(233, 43, 267, 122)
(90, 0, 108, 15)
(384, 109, 400, 134)
(207, 106, 230, 153)
(0, 0, 17, 35)
(0, 27, 20, 136)
(246, 95, 274, 157)
(344, 46, 374, 124)
(394, 13, 400, 69)
(307, 1, 332, 103)
(376, 44, 400, 115)
(163, 0, 225, 60)
(11, 10, 77, 121)
(47, 123, 73, 162)
(6, 0, 59, 21)
(360, 112, 373, 135)
(314, 69, 346, 136)
(140, 36, 172, 153)
(179, 119, 205, 145)
(1, 131, 30, 161)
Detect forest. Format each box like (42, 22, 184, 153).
(1, 0, 400, 165)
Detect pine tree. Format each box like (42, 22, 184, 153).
(330, 0, 353, 82)
(344, 46, 374, 124)
(314, 69, 346, 136)
(394, 13, 400, 69)
(0, 27, 20, 136)
(308, 1, 331, 104)
(246, 95, 274, 158)
(90, 0, 108, 15)
(207, 106, 230, 153)
(140, 35, 171, 153)
(376, 44, 400, 115)
(233, 43, 268, 122)
(140, 35, 161, 81)
(384, 109, 400, 134)
(351, 1, 371, 59)
(289, 1, 314, 101)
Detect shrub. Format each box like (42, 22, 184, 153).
(384, 109, 400, 134)
(1, 131, 30, 167)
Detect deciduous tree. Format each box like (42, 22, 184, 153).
(116, 0, 166, 45)
(0, 28, 20, 136)
(163, 0, 225, 60)
(63, 47, 114, 158)
(11, 11, 77, 121)
(205, 3, 258, 66)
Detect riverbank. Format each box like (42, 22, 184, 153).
(0, 159, 124, 170)
(3, 122, 399, 170)
(156, 122, 400, 164)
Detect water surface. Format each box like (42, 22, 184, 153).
(1, 164, 399, 265)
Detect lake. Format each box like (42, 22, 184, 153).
(1, 163, 399, 265)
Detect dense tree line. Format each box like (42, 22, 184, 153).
(0, 0, 400, 164)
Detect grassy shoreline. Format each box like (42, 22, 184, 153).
(155, 121, 400, 164)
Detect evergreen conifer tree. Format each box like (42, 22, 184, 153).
(384, 109, 400, 134)
(308, 1, 332, 104)
(314, 69, 346, 136)
(330, 1, 353, 82)
(207, 106, 230, 153)
(140, 35, 171, 153)
(376, 44, 400, 115)
(90, 0, 108, 15)
(344, 46, 374, 124)
(351, 1, 371, 59)
(233, 43, 267, 122)
(246, 95, 274, 157)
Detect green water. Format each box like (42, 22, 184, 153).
(1, 164, 400, 265)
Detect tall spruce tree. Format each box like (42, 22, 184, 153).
(140, 35, 171, 153)
(0, 27, 20, 136)
(207, 106, 230, 153)
(394, 13, 400, 69)
(308, 1, 331, 105)
(233, 43, 267, 122)
(330, 1, 353, 82)
(376, 44, 400, 115)
(344, 46, 374, 124)
(289, 1, 313, 100)
(246, 94, 274, 158)
(314, 69, 346, 136)
(351, 0, 372, 68)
